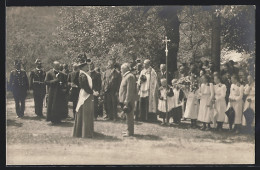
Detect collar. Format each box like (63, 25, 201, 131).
(36, 67, 41, 71)
(123, 71, 130, 77)
(16, 69, 21, 72)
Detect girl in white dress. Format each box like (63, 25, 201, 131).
(213, 74, 227, 131)
(228, 74, 244, 134)
(242, 74, 255, 132)
(197, 74, 214, 131)
(184, 75, 199, 128)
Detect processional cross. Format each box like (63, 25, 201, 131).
(162, 36, 171, 124)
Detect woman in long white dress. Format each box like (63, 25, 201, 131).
(228, 74, 244, 134)
(184, 75, 199, 128)
(213, 74, 227, 131)
(242, 74, 255, 132)
(197, 74, 214, 131)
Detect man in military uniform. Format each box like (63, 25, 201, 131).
(88, 62, 102, 120)
(102, 59, 122, 121)
(9, 60, 29, 118)
(29, 59, 46, 117)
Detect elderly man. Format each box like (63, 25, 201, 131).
(45, 61, 68, 124)
(157, 64, 172, 86)
(119, 63, 137, 137)
(29, 59, 46, 117)
(102, 59, 122, 121)
(137, 59, 158, 122)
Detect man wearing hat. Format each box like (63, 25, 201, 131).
(9, 59, 29, 118)
(88, 61, 102, 120)
(29, 59, 46, 117)
(45, 61, 68, 124)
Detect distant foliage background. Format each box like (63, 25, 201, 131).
(6, 6, 255, 76)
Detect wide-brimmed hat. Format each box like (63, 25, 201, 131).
(75, 53, 91, 67)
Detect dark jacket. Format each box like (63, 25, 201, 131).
(9, 69, 29, 98)
(88, 70, 102, 92)
(102, 68, 121, 94)
(30, 68, 46, 95)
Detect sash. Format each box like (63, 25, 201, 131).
(76, 70, 93, 112)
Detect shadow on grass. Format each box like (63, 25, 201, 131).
(93, 132, 122, 141)
(194, 129, 255, 144)
(6, 119, 23, 127)
(21, 115, 45, 121)
(133, 134, 162, 140)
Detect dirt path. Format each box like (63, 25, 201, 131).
(6, 97, 255, 165)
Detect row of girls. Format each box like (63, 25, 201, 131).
(157, 72, 255, 134)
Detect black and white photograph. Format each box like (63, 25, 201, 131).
(5, 5, 255, 165)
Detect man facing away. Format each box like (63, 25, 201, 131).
(9, 59, 29, 118)
(29, 59, 46, 118)
(119, 63, 137, 137)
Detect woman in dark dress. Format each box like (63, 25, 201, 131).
(72, 54, 98, 138)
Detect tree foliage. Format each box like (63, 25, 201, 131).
(55, 6, 166, 70)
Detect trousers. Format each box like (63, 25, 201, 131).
(14, 95, 26, 117)
(33, 93, 45, 116)
(126, 102, 134, 136)
(104, 92, 118, 119)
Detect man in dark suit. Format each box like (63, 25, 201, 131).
(9, 59, 29, 118)
(68, 63, 80, 119)
(45, 61, 68, 124)
(102, 59, 122, 121)
(29, 59, 46, 117)
(88, 62, 102, 120)
(119, 63, 137, 137)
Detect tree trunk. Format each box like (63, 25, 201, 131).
(211, 12, 221, 72)
(160, 7, 180, 75)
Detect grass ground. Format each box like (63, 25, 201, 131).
(6, 92, 255, 165)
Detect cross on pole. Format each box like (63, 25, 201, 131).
(162, 36, 171, 124)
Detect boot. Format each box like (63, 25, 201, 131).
(201, 123, 206, 130)
(206, 123, 211, 131)
(219, 122, 223, 132)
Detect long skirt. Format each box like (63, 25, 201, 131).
(184, 93, 199, 119)
(214, 98, 227, 122)
(72, 95, 94, 138)
(197, 94, 212, 123)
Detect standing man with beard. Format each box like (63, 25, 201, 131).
(9, 59, 29, 118)
(45, 61, 68, 124)
(102, 59, 121, 121)
(29, 59, 46, 118)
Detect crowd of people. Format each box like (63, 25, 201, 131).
(7, 53, 255, 138)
